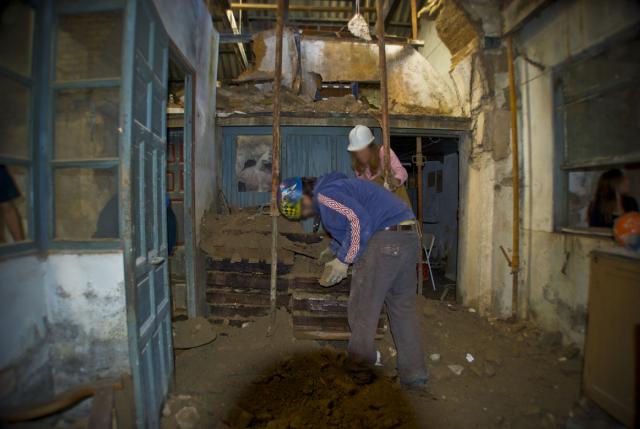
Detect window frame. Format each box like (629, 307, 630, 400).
(46, 0, 125, 250)
(0, 0, 39, 257)
(1, 0, 131, 259)
(552, 25, 640, 233)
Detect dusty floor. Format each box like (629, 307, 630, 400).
(161, 297, 621, 429)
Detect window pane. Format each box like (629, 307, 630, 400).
(0, 164, 29, 244)
(564, 85, 640, 168)
(54, 167, 118, 240)
(568, 168, 640, 228)
(0, 76, 29, 159)
(54, 87, 119, 159)
(56, 11, 122, 81)
(0, 0, 34, 76)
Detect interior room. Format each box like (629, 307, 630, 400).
(0, 0, 639, 428)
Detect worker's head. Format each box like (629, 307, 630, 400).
(348, 125, 379, 174)
(277, 176, 317, 221)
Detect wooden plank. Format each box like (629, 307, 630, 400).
(209, 303, 271, 318)
(206, 258, 293, 275)
(208, 317, 251, 328)
(114, 375, 135, 429)
(217, 112, 472, 132)
(293, 330, 384, 341)
(292, 294, 349, 313)
(292, 312, 386, 332)
(206, 271, 291, 291)
(207, 287, 290, 307)
(290, 276, 351, 293)
(88, 387, 114, 429)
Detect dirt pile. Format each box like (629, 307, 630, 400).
(201, 210, 301, 260)
(225, 348, 418, 429)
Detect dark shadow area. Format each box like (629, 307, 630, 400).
(224, 348, 419, 429)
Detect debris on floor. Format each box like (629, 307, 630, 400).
(160, 297, 617, 429)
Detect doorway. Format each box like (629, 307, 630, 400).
(390, 134, 459, 300)
(166, 49, 196, 320)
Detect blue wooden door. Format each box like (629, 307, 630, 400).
(121, 0, 172, 427)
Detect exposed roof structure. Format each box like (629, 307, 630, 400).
(208, 0, 417, 80)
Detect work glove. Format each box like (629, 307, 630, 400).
(320, 258, 349, 287)
(316, 246, 335, 265)
(384, 176, 401, 191)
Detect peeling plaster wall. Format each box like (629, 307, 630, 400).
(435, 0, 640, 345)
(0, 252, 127, 406)
(516, 0, 640, 345)
(416, 0, 515, 320)
(248, 30, 459, 114)
(46, 253, 128, 392)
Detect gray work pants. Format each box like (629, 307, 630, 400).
(347, 230, 427, 384)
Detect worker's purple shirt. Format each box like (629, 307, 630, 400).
(313, 172, 415, 264)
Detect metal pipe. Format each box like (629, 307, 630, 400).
(507, 34, 520, 320)
(268, 0, 288, 336)
(231, 3, 375, 12)
(375, 0, 391, 181)
(410, 0, 418, 40)
(416, 136, 424, 295)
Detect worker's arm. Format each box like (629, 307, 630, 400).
(388, 148, 408, 185)
(316, 192, 374, 264)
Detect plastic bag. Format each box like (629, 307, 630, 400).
(348, 7, 371, 41)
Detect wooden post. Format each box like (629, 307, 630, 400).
(410, 0, 418, 41)
(268, 0, 288, 336)
(375, 0, 391, 182)
(507, 35, 520, 320)
(416, 136, 424, 295)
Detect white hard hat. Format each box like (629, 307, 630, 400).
(348, 125, 375, 151)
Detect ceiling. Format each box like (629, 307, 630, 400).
(209, 0, 419, 81)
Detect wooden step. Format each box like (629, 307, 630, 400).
(206, 258, 292, 275)
(208, 302, 271, 318)
(290, 276, 351, 293)
(206, 271, 291, 291)
(206, 287, 289, 307)
(292, 310, 387, 333)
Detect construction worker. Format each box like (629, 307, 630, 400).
(347, 125, 412, 207)
(277, 173, 428, 388)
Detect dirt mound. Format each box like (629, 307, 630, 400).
(226, 348, 419, 429)
(199, 209, 328, 267)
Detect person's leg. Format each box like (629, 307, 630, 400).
(347, 233, 393, 365)
(385, 231, 427, 385)
(1, 201, 24, 242)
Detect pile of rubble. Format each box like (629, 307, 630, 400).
(216, 84, 375, 116)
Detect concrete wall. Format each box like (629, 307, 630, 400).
(423, 0, 640, 346)
(245, 30, 459, 115)
(516, 0, 640, 344)
(46, 253, 128, 391)
(0, 252, 127, 406)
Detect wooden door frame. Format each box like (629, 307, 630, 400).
(167, 41, 198, 318)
